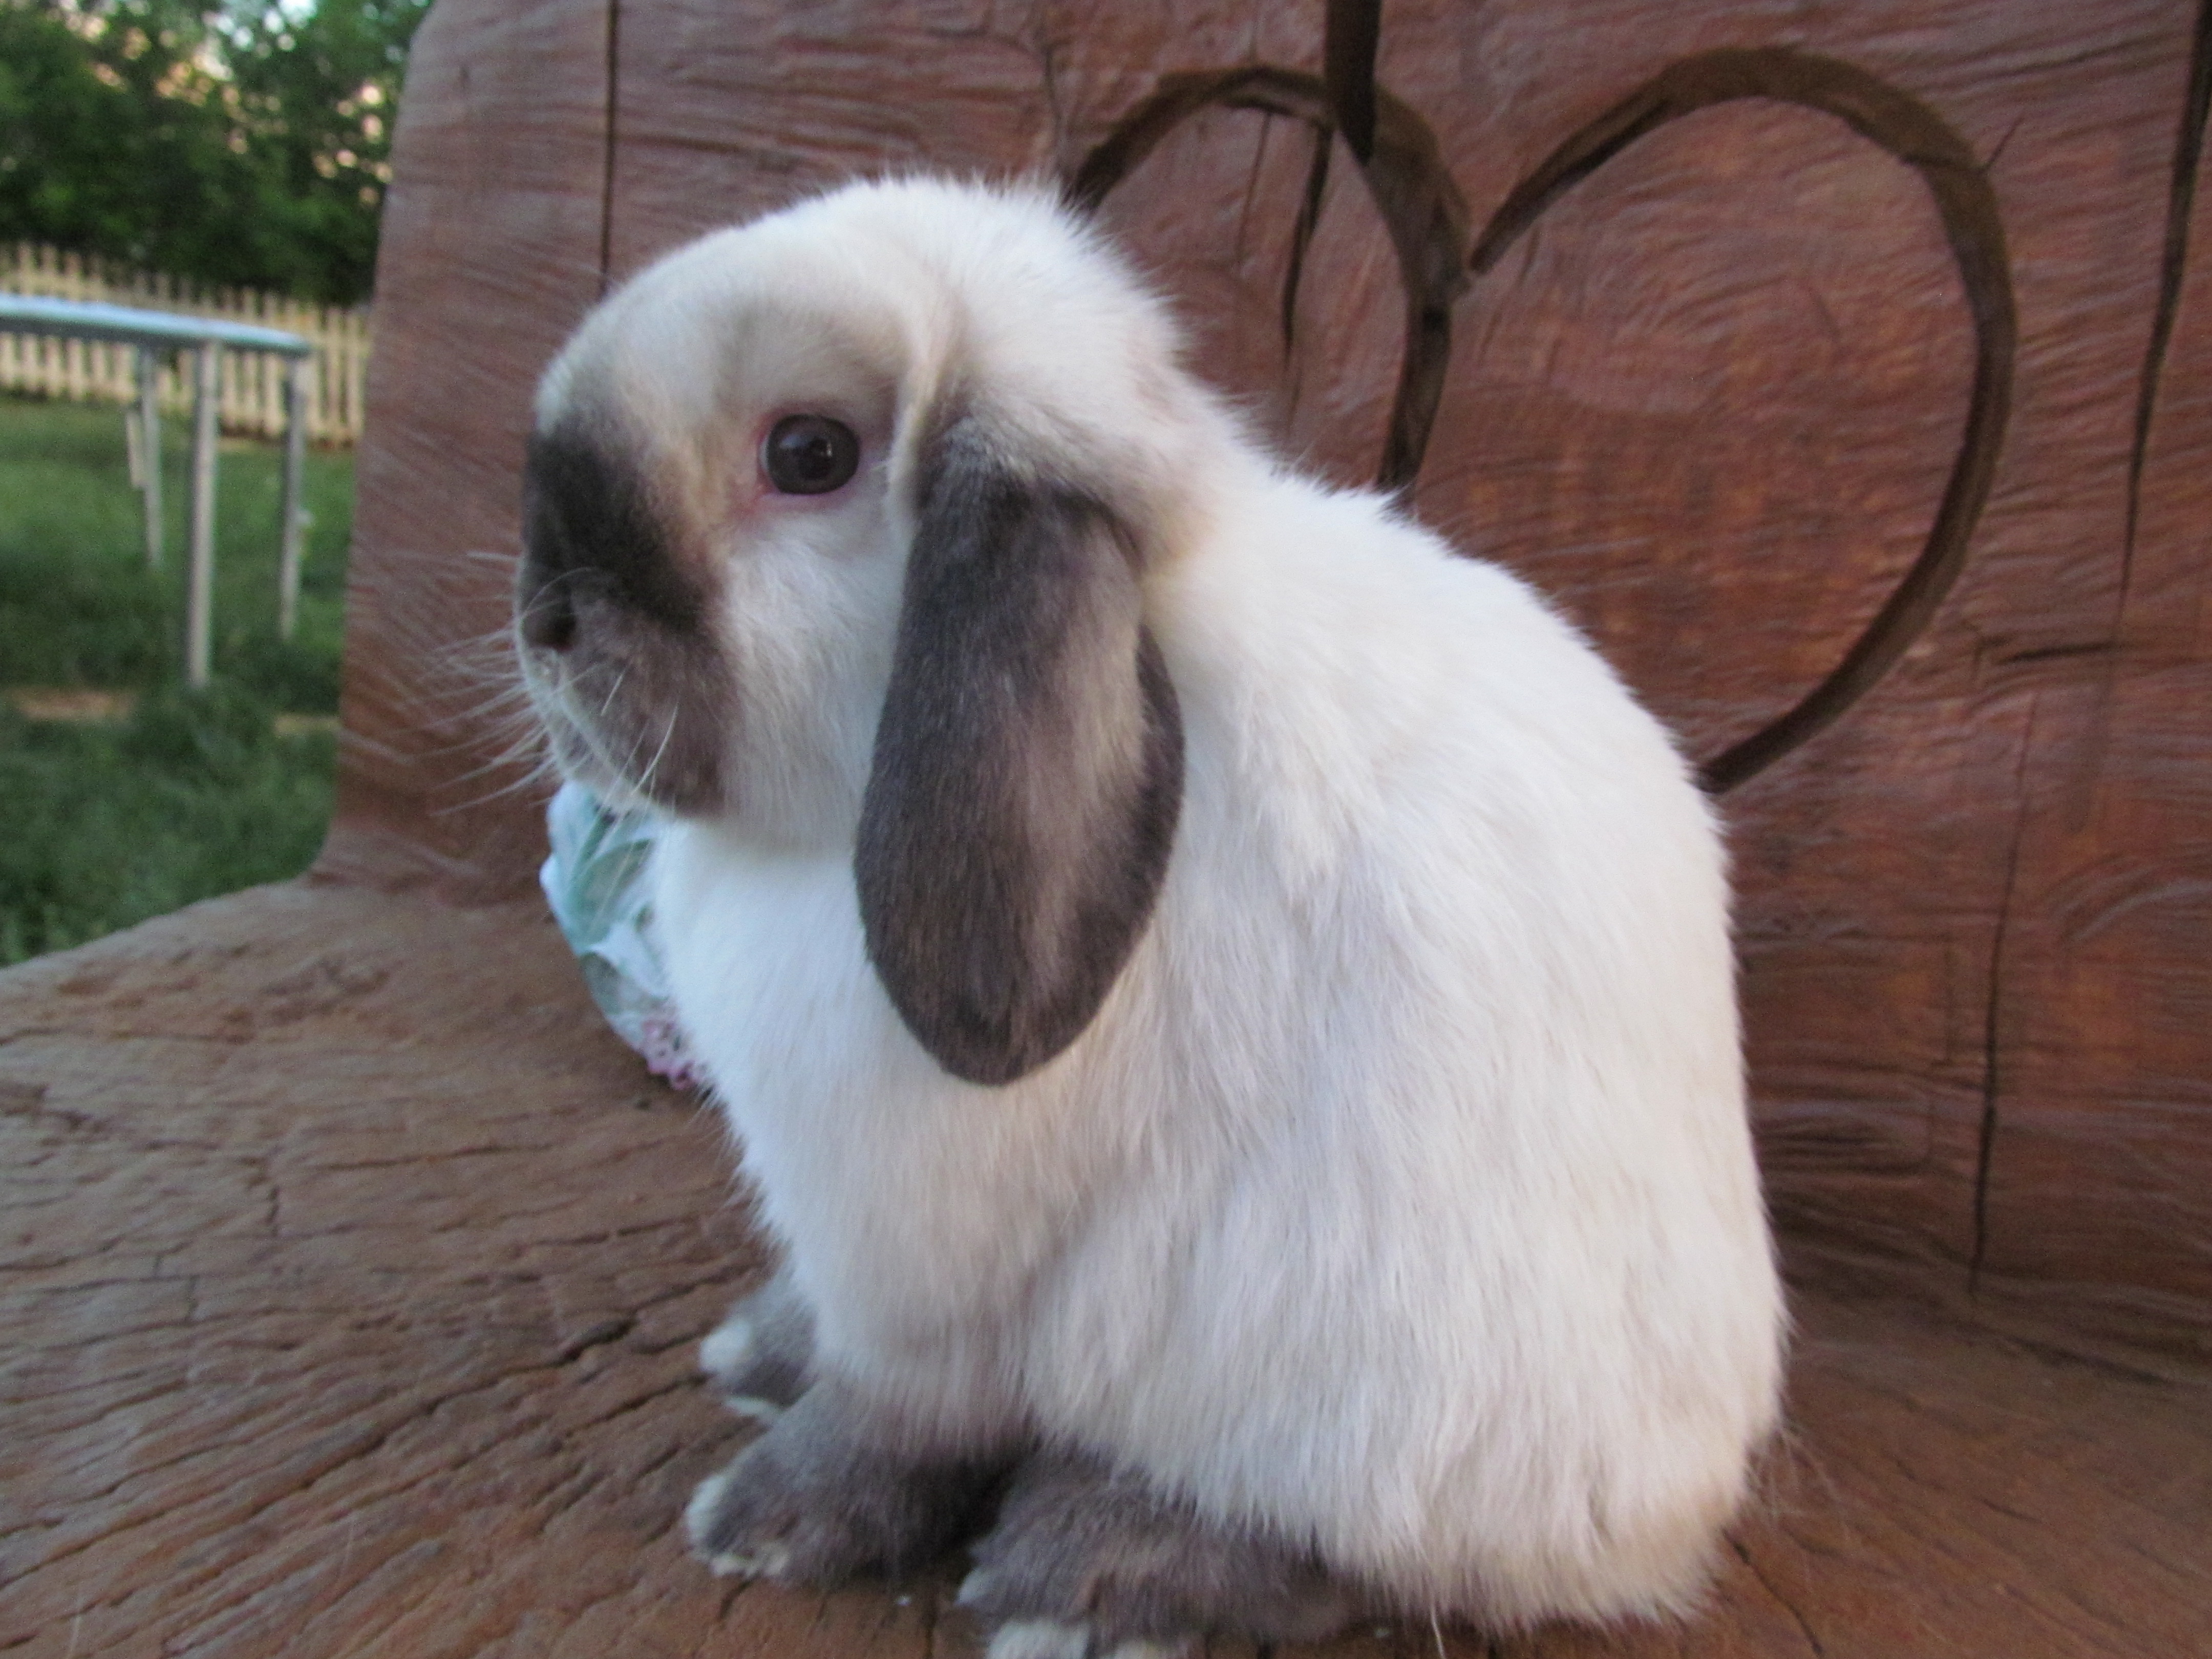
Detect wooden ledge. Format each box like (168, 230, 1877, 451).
(3, 883, 2206, 1655)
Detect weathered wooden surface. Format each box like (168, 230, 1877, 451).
(32, 0, 2195, 1648)
(2, 884, 2206, 1656)
(325, 0, 2212, 1362)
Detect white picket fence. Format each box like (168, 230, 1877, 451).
(0, 243, 371, 444)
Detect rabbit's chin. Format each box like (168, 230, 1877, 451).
(525, 682, 721, 819)
(517, 620, 736, 818)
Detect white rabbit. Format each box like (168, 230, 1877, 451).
(516, 176, 1783, 1655)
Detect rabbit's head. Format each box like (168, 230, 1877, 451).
(518, 178, 1217, 1084)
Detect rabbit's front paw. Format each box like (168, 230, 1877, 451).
(699, 1269, 815, 1422)
(959, 1450, 1353, 1657)
(684, 1379, 1003, 1586)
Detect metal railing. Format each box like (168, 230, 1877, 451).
(1, 242, 371, 444)
(0, 295, 314, 688)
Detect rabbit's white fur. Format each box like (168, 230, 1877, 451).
(537, 178, 1783, 1629)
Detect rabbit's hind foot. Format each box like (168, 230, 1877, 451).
(960, 1448, 1355, 1658)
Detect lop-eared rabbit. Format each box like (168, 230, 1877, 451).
(516, 177, 1782, 1657)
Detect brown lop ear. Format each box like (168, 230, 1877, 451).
(855, 413, 1184, 1087)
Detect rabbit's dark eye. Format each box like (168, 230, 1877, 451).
(763, 414, 860, 496)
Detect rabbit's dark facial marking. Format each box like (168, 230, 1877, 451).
(517, 419, 734, 815)
(855, 410, 1183, 1087)
(521, 422, 710, 640)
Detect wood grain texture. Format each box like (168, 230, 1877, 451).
(321, 0, 614, 900)
(3, 886, 2206, 1656)
(1975, 14, 2212, 1349)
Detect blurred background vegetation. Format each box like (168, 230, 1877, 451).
(1, 0, 427, 961)
(0, 393, 354, 965)
(1, 0, 430, 303)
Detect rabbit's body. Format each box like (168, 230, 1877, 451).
(657, 456, 1775, 1625)
(520, 177, 1782, 1644)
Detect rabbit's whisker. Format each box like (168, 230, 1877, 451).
(640, 698, 682, 799)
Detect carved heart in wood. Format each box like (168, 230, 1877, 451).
(1070, 46, 2016, 794)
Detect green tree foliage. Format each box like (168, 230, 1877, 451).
(0, 0, 429, 304)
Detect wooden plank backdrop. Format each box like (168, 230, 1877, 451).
(325, 0, 2211, 1371)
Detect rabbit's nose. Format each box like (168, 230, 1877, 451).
(519, 578, 578, 651)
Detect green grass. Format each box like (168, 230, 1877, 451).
(0, 391, 351, 965)
(0, 392, 353, 706)
(0, 686, 337, 963)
